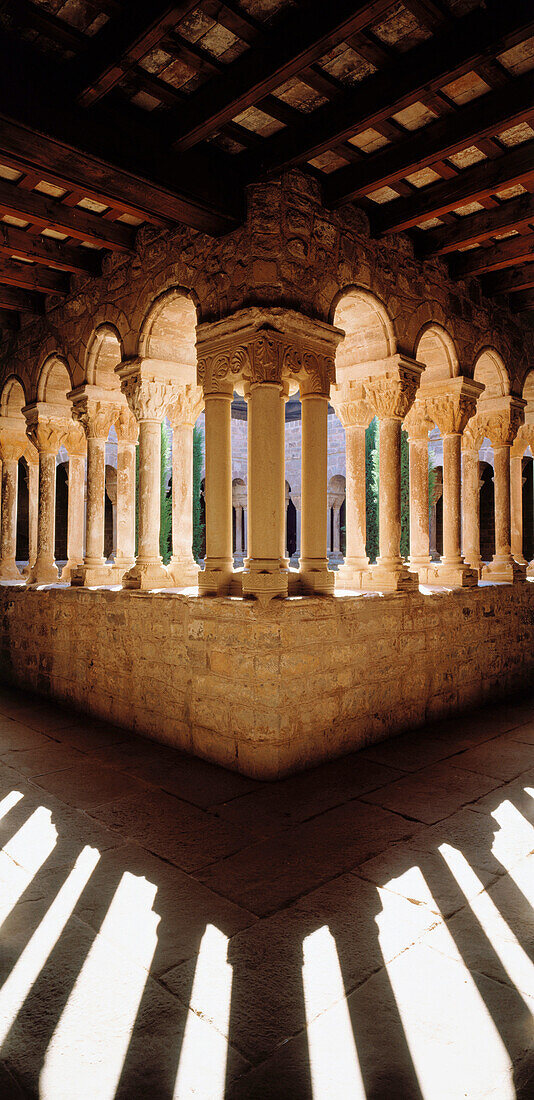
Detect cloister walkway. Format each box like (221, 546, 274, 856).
(0, 683, 532, 1098)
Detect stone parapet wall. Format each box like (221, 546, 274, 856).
(1, 584, 533, 778)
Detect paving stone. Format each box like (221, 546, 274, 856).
(50, 721, 131, 752)
(31, 761, 155, 811)
(1, 742, 87, 778)
(361, 760, 502, 824)
(451, 738, 534, 781)
(359, 730, 462, 772)
(0, 721, 53, 754)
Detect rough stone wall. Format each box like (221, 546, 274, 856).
(1, 171, 532, 400)
(1, 584, 532, 779)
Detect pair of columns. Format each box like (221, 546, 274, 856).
(0, 426, 38, 582)
(197, 312, 340, 600)
(327, 496, 344, 559)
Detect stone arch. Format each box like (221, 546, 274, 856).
(416, 323, 459, 385)
(85, 323, 123, 392)
(0, 376, 26, 417)
(79, 306, 130, 378)
(523, 369, 534, 408)
(473, 347, 510, 403)
(136, 286, 198, 372)
(131, 268, 200, 351)
(331, 286, 396, 365)
(37, 353, 72, 409)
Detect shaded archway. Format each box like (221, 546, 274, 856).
(16, 456, 29, 564)
(479, 462, 495, 562)
(416, 324, 459, 386)
(55, 463, 68, 562)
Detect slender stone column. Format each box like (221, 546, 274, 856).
(326, 497, 333, 554)
(330, 387, 372, 589)
(363, 360, 422, 591)
(481, 398, 527, 583)
(27, 452, 39, 570)
(243, 379, 288, 599)
(167, 386, 203, 587)
(299, 383, 333, 594)
(113, 406, 138, 581)
(0, 433, 25, 582)
(424, 380, 482, 587)
(24, 416, 69, 586)
(404, 402, 433, 582)
(235, 506, 243, 557)
(118, 373, 176, 591)
(199, 388, 233, 595)
(510, 440, 527, 565)
(461, 420, 484, 574)
(70, 397, 118, 587)
(332, 503, 341, 555)
(61, 423, 86, 582)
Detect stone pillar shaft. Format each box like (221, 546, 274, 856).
(85, 436, 106, 565)
(243, 381, 287, 598)
(510, 453, 526, 564)
(137, 420, 161, 563)
(462, 449, 482, 570)
(378, 417, 402, 567)
(200, 391, 233, 594)
(62, 455, 86, 580)
(300, 391, 333, 593)
(28, 461, 39, 569)
(442, 433, 463, 566)
(332, 504, 341, 554)
(344, 424, 367, 569)
(235, 504, 243, 556)
(116, 441, 136, 568)
(0, 459, 20, 580)
(408, 438, 430, 567)
(493, 444, 512, 563)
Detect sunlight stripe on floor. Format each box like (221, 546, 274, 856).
(173, 924, 232, 1100)
(0, 807, 57, 930)
(302, 925, 366, 1100)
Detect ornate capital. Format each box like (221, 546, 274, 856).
(0, 430, 27, 463)
(363, 362, 421, 421)
(478, 396, 525, 448)
(424, 393, 477, 437)
(511, 423, 534, 457)
(462, 414, 485, 453)
(25, 416, 70, 455)
(63, 421, 87, 457)
(72, 398, 120, 440)
(330, 381, 373, 429)
(167, 384, 204, 429)
(114, 406, 139, 445)
(403, 400, 433, 442)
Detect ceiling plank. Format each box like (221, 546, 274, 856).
(171, 0, 395, 152)
(0, 178, 134, 250)
(483, 263, 534, 295)
(0, 257, 69, 295)
(451, 231, 534, 277)
(0, 284, 43, 313)
(417, 190, 534, 255)
(0, 223, 99, 275)
(76, 1, 201, 107)
(241, 0, 534, 175)
(373, 141, 534, 234)
(326, 72, 534, 205)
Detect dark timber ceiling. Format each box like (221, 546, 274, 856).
(0, 0, 533, 334)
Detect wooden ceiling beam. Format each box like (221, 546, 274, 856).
(0, 178, 134, 251)
(0, 223, 100, 275)
(373, 141, 534, 234)
(418, 190, 534, 255)
(0, 284, 43, 313)
(482, 263, 534, 295)
(0, 257, 69, 295)
(451, 231, 534, 277)
(171, 0, 395, 152)
(326, 72, 534, 205)
(76, 1, 201, 107)
(241, 0, 534, 176)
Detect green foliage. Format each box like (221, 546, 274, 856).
(160, 422, 172, 564)
(365, 416, 379, 562)
(400, 428, 410, 559)
(192, 423, 204, 562)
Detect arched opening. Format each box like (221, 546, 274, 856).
(333, 287, 396, 365)
(55, 463, 68, 563)
(287, 499, 297, 558)
(16, 456, 29, 564)
(479, 462, 495, 562)
(328, 473, 346, 564)
(232, 477, 246, 563)
(416, 325, 459, 386)
(474, 349, 510, 566)
(86, 325, 123, 392)
(521, 370, 534, 565)
(104, 464, 117, 561)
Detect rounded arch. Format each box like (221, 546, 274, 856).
(0, 376, 26, 418)
(416, 323, 459, 384)
(332, 286, 396, 365)
(523, 369, 534, 407)
(37, 353, 72, 407)
(473, 347, 510, 402)
(137, 286, 198, 364)
(329, 473, 346, 492)
(85, 324, 123, 391)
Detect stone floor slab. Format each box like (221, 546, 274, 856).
(361, 760, 502, 824)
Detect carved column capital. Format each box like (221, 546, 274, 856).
(0, 430, 27, 463)
(330, 381, 373, 429)
(63, 422, 87, 457)
(72, 398, 120, 440)
(363, 360, 422, 421)
(403, 399, 433, 442)
(24, 413, 70, 455)
(117, 361, 177, 423)
(425, 393, 478, 436)
(167, 384, 204, 429)
(462, 414, 486, 453)
(114, 406, 139, 445)
(479, 396, 526, 448)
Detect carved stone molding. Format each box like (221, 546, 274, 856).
(24, 412, 71, 455)
(64, 421, 87, 457)
(403, 399, 433, 442)
(511, 423, 534, 457)
(0, 430, 27, 463)
(462, 414, 486, 454)
(72, 398, 120, 440)
(330, 380, 373, 429)
(478, 396, 526, 448)
(114, 406, 139, 445)
(424, 393, 478, 437)
(363, 361, 422, 421)
(167, 384, 204, 429)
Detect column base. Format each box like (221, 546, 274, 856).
(433, 561, 478, 588)
(167, 559, 200, 587)
(71, 562, 114, 587)
(335, 562, 371, 591)
(0, 561, 23, 583)
(408, 556, 434, 584)
(198, 559, 234, 596)
(60, 559, 84, 583)
(122, 561, 173, 590)
(481, 558, 527, 584)
(527, 560, 534, 578)
(366, 561, 419, 592)
(298, 560, 335, 595)
(242, 563, 288, 602)
(111, 557, 136, 583)
(26, 560, 61, 586)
